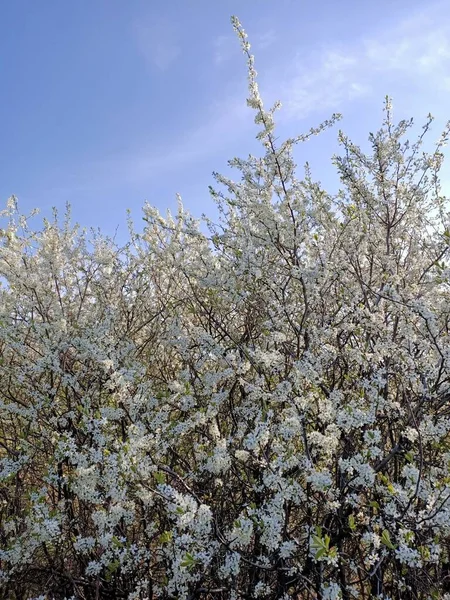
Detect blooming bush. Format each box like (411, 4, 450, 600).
(1, 16, 450, 600)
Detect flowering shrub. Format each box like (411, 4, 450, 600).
(1, 16, 450, 600)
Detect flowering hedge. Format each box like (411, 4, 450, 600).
(1, 17, 450, 600)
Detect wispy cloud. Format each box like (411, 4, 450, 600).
(120, 96, 249, 183)
(256, 30, 277, 50)
(133, 18, 180, 71)
(77, 2, 450, 192)
(214, 29, 276, 65)
(78, 94, 250, 191)
(278, 49, 370, 120)
(277, 2, 450, 120)
(213, 35, 235, 65)
(363, 11, 450, 86)
(129, 2, 450, 182)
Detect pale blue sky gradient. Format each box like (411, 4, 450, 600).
(1, 0, 449, 239)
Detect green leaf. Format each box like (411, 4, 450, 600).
(107, 559, 120, 573)
(405, 451, 414, 463)
(158, 530, 173, 544)
(180, 552, 197, 570)
(381, 529, 396, 550)
(154, 471, 166, 485)
(348, 514, 356, 531)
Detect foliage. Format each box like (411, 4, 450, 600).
(1, 16, 450, 600)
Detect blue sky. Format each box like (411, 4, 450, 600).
(1, 0, 449, 240)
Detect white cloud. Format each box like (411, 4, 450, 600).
(166, 2, 450, 175)
(80, 2, 450, 190)
(255, 29, 277, 50)
(278, 48, 370, 120)
(272, 1, 450, 120)
(133, 18, 180, 71)
(214, 35, 235, 65)
(214, 29, 276, 65)
(364, 18, 450, 76)
(97, 95, 250, 186)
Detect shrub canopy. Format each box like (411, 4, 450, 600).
(1, 16, 450, 600)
